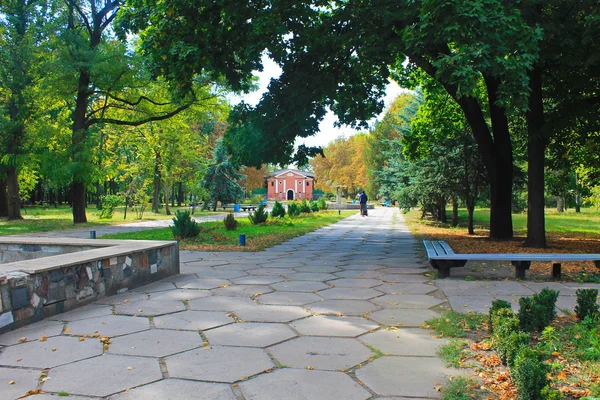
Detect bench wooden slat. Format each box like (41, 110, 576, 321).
(423, 240, 437, 259)
(439, 241, 455, 255)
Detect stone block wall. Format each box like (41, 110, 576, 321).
(0, 244, 98, 264)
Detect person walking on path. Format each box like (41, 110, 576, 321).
(358, 190, 368, 216)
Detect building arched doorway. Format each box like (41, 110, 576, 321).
(287, 190, 294, 200)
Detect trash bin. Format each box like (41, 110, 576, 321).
(233, 204, 240, 212)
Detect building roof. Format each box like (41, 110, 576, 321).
(269, 169, 315, 179)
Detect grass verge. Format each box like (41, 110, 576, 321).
(101, 210, 356, 251)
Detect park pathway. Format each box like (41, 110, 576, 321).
(4, 207, 594, 399)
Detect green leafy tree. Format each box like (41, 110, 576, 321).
(202, 141, 245, 210)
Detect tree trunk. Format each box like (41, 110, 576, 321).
(177, 182, 184, 207)
(96, 182, 104, 209)
(71, 180, 87, 223)
(556, 197, 564, 212)
(575, 171, 581, 213)
(467, 202, 475, 235)
(0, 178, 8, 217)
(524, 66, 547, 247)
(451, 198, 459, 227)
(152, 151, 161, 213)
(6, 166, 23, 220)
(163, 181, 171, 215)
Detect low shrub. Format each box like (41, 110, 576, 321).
(309, 200, 319, 212)
(271, 201, 286, 218)
(540, 386, 564, 400)
(493, 308, 531, 366)
(575, 288, 600, 322)
(223, 213, 238, 230)
(519, 288, 559, 332)
(248, 204, 268, 225)
(317, 197, 328, 210)
(299, 199, 311, 213)
(287, 202, 301, 217)
(99, 194, 121, 219)
(171, 210, 201, 238)
(489, 299, 512, 333)
(512, 347, 548, 400)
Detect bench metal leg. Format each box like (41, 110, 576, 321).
(552, 263, 562, 279)
(437, 266, 450, 279)
(430, 260, 466, 279)
(512, 261, 531, 280)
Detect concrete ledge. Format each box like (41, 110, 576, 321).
(0, 238, 179, 333)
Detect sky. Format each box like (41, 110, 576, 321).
(233, 55, 405, 149)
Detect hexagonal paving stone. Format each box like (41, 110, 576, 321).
(290, 316, 378, 337)
(0, 320, 64, 345)
(48, 305, 113, 322)
(0, 366, 43, 400)
(176, 278, 231, 290)
(235, 305, 310, 323)
(66, 315, 149, 337)
(231, 276, 285, 285)
(204, 322, 296, 347)
(268, 336, 372, 370)
(317, 287, 382, 300)
(189, 296, 257, 312)
(109, 329, 203, 357)
(42, 354, 162, 397)
(367, 308, 440, 327)
(107, 379, 237, 400)
(246, 268, 296, 276)
(333, 270, 383, 279)
(284, 272, 337, 281)
(133, 281, 176, 293)
(359, 329, 447, 356)
(0, 336, 103, 368)
(370, 294, 444, 309)
(256, 292, 322, 306)
(378, 274, 429, 283)
(211, 285, 273, 297)
(293, 266, 341, 273)
(356, 356, 452, 398)
(375, 283, 437, 295)
(166, 346, 274, 383)
(447, 295, 496, 314)
(149, 288, 212, 302)
(270, 280, 330, 292)
(114, 299, 186, 316)
(154, 310, 234, 331)
(238, 368, 370, 400)
(306, 299, 381, 316)
(326, 278, 383, 288)
(195, 269, 248, 279)
(95, 291, 150, 305)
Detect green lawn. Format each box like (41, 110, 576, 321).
(0, 205, 220, 236)
(437, 207, 600, 237)
(101, 210, 356, 251)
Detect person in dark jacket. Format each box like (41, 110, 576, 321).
(358, 190, 368, 216)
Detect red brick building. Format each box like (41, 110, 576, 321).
(267, 169, 315, 201)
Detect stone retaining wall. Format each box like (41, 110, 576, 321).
(0, 238, 179, 333)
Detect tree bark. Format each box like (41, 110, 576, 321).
(71, 180, 87, 223)
(177, 182, 184, 207)
(556, 197, 564, 212)
(467, 202, 475, 235)
(152, 151, 161, 213)
(524, 67, 547, 247)
(6, 166, 23, 220)
(451, 198, 459, 227)
(0, 178, 8, 217)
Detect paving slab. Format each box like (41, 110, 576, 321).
(283, 272, 338, 281)
(268, 336, 372, 370)
(234, 305, 311, 322)
(446, 295, 496, 314)
(148, 288, 211, 301)
(114, 299, 186, 316)
(270, 280, 329, 292)
(360, 328, 447, 356)
(0, 336, 103, 368)
(204, 322, 296, 347)
(290, 316, 378, 337)
(194, 269, 248, 279)
(317, 287, 383, 300)
(43, 354, 162, 397)
(0, 320, 64, 346)
(166, 346, 274, 383)
(188, 296, 257, 312)
(109, 329, 203, 357)
(356, 356, 452, 398)
(26, 394, 93, 400)
(176, 278, 231, 290)
(133, 281, 176, 293)
(293, 265, 342, 273)
(378, 274, 429, 283)
(367, 309, 440, 327)
(305, 299, 381, 316)
(231, 276, 286, 285)
(107, 379, 237, 400)
(48, 305, 114, 322)
(371, 294, 445, 309)
(0, 366, 43, 400)
(333, 270, 384, 279)
(210, 284, 273, 297)
(153, 310, 234, 331)
(238, 368, 371, 400)
(65, 315, 149, 337)
(246, 268, 296, 276)
(326, 278, 383, 288)
(95, 291, 150, 305)
(256, 291, 322, 306)
(375, 282, 438, 295)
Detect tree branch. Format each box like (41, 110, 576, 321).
(64, 0, 92, 38)
(85, 101, 194, 128)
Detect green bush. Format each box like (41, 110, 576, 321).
(512, 347, 548, 400)
(575, 288, 600, 322)
(540, 386, 563, 400)
(248, 204, 268, 225)
(223, 213, 238, 230)
(99, 194, 121, 219)
(271, 201, 286, 218)
(309, 200, 319, 212)
(489, 299, 512, 333)
(171, 210, 201, 238)
(317, 197, 328, 210)
(493, 308, 531, 366)
(299, 199, 311, 213)
(287, 202, 301, 217)
(519, 288, 559, 332)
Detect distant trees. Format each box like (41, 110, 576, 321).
(203, 141, 245, 210)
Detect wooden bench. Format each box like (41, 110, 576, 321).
(241, 205, 257, 211)
(423, 240, 600, 279)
